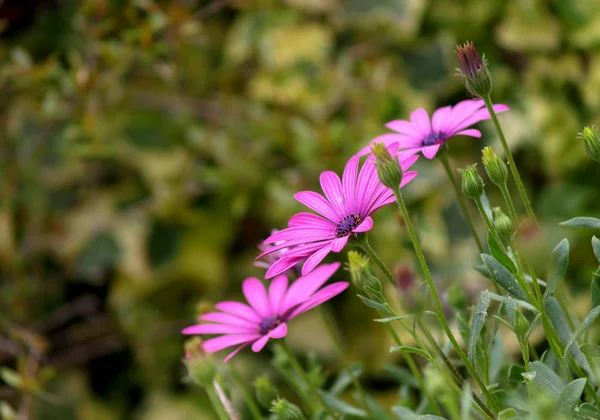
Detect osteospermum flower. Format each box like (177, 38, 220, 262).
(182, 263, 346, 362)
(254, 229, 303, 277)
(358, 99, 509, 159)
(257, 144, 418, 278)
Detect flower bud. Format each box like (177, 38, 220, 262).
(513, 310, 530, 338)
(371, 142, 403, 190)
(579, 126, 600, 163)
(455, 41, 492, 99)
(270, 397, 305, 420)
(347, 251, 382, 294)
(481, 146, 508, 186)
(253, 375, 277, 409)
(492, 207, 514, 245)
(458, 164, 484, 200)
(196, 301, 215, 317)
(184, 338, 216, 388)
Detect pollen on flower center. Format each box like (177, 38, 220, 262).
(335, 214, 363, 238)
(421, 131, 445, 146)
(259, 315, 281, 335)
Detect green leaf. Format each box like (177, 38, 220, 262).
(593, 236, 600, 262)
(528, 361, 566, 397)
(578, 402, 600, 418)
(481, 254, 529, 301)
(0, 368, 23, 389)
(391, 406, 446, 420)
(319, 390, 367, 417)
(389, 346, 432, 362)
(468, 291, 490, 364)
(560, 217, 600, 229)
(373, 314, 416, 323)
(544, 239, 569, 299)
(579, 343, 600, 357)
(460, 383, 472, 420)
(473, 264, 492, 279)
(383, 366, 419, 388)
(564, 305, 600, 359)
(487, 231, 518, 274)
(356, 294, 392, 315)
(329, 364, 363, 395)
(485, 291, 539, 313)
(555, 378, 586, 418)
(592, 271, 600, 309)
(498, 408, 518, 420)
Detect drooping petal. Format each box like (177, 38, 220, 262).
(265, 254, 306, 279)
(294, 191, 340, 223)
(269, 323, 288, 339)
(202, 334, 261, 353)
(320, 171, 345, 218)
(223, 345, 247, 363)
(353, 216, 373, 233)
(455, 128, 481, 138)
(399, 154, 419, 171)
(342, 155, 359, 214)
(200, 312, 258, 328)
(281, 262, 340, 314)
(409, 108, 432, 134)
(242, 278, 271, 318)
(287, 282, 349, 319)
(300, 244, 333, 276)
(268, 275, 288, 315)
(331, 236, 349, 252)
(215, 301, 262, 323)
(400, 171, 418, 187)
(182, 323, 258, 335)
(251, 335, 270, 352)
(421, 144, 441, 159)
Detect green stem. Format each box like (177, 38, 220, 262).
(483, 95, 536, 223)
(391, 188, 499, 413)
(229, 363, 263, 420)
(280, 340, 338, 419)
(207, 384, 231, 420)
(473, 198, 504, 252)
(358, 235, 396, 286)
(439, 150, 484, 253)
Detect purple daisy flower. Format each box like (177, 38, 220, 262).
(182, 263, 346, 362)
(358, 99, 509, 159)
(257, 144, 419, 279)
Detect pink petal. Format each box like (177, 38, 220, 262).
(265, 255, 305, 279)
(202, 334, 261, 353)
(287, 282, 349, 319)
(294, 191, 339, 223)
(243, 278, 271, 318)
(409, 108, 432, 134)
(215, 301, 262, 323)
(223, 345, 247, 363)
(269, 323, 288, 339)
(200, 312, 258, 328)
(399, 154, 419, 171)
(288, 212, 336, 229)
(331, 236, 349, 252)
(182, 323, 258, 335)
(357, 134, 420, 157)
(263, 227, 333, 244)
(400, 171, 418, 187)
(300, 244, 333, 276)
(320, 171, 345, 218)
(251, 335, 270, 352)
(355, 160, 381, 215)
(342, 155, 359, 214)
(421, 144, 441, 159)
(432, 105, 452, 132)
(385, 119, 424, 137)
(268, 275, 288, 315)
(353, 216, 373, 233)
(281, 262, 340, 313)
(455, 128, 481, 138)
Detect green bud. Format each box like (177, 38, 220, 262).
(347, 251, 382, 294)
(455, 41, 493, 99)
(447, 285, 468, 309)
(254, 376, 278, 409)
(184, 338, 216, 388)
(270, 397, 305, 420)
(492, 207, 514, 245)
(371, 142, 403, 190)
(458, 164, 485, 200)
(513, 310, 530, 337)
(481, 146, 508, 186)
(579, 126, 600, 163)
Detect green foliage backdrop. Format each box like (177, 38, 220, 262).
(1, 0, 600, 418)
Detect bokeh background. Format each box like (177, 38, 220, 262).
(2, 0, 600, 419)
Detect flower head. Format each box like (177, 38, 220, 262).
(358, 99, 509, 160)
(481, 146, 508, 186)
(257, 145, 418, 278)
(579, 126, 600, 163)
(182, 263, 347, 362)
(458, 164, 484, 199)
(455, 41, 492, 98)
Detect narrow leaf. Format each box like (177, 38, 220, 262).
(498, 408, 518, 420)
(319, 390, 367, 417)
(593, 236, 600, 262)
(473, 264, 492, 279)
(485, 292, 538, 313)
(544, 239, 569, 299)
(392, 406, 446, 420)
(460, 383, 472, 420)
(564, 305, 600, 359)
(357, 294, 392, 315)
(579, 343, 600, 357)
(468, 291, 490, 364)
(528, 361, 566, 397)
(592, 271, 600, 309)
(373, 314, 416, 323)
(481, 254, 528, 301)
(389, 346, 432, 362)
(329, 364, 363, 395)
(487, 231, 518, 274)
(555, 378, 586, 418)
(560, 217, 600, 229)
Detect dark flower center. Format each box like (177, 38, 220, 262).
(335, 214, 363, 238)
(259, 315, 281, 335)
(421, 131, 446, 146)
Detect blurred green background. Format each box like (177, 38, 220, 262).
(2, 0, 600, 418)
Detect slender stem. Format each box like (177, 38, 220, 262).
(473, 198, 504, 252)
(439, 150, 484, 253)
(229, 364, 263, 420)
(207, 385, 232, 420)
(358, 235, 396, 286)
(392, 189, 499, 413)
(482, 96, 536, 223)
(280, 340, 338, 419)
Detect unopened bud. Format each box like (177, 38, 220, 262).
(347, 251, 382, 294)
(482, 147, 508, 186)
(254, 376, 277, 409)
(270, 397, 305, 420)
(184, 338, 216, 388)
(371, 142, 403, 190)
(579, 126, 600, 163)
(458, 164, 485, 200)
(513, 310, 530, 337)
(492, 207, 514, 245)
(196, 301, 215, 317)
(455, 41, 492, 99)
